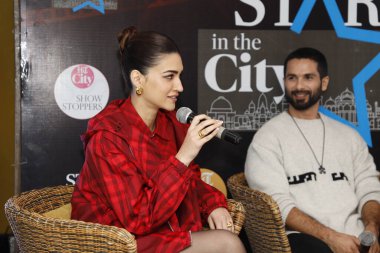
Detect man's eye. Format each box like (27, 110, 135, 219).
(286, 76, 295, 81)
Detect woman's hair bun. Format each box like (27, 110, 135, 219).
(118, 26, 137, 53)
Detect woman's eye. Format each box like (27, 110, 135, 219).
(165, 75, 174, 80)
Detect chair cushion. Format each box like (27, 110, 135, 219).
(42, 203, 72, 219)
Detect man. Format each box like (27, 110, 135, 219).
(245, 47, 380, 253)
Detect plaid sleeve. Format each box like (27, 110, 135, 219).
(189, 164, 228, 224)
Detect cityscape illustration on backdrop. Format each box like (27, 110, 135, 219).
(206, 89, 380, 131)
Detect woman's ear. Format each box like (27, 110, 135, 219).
(130, 70, 144, 88)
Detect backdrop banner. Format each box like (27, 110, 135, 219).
(19, 0, 380, 199)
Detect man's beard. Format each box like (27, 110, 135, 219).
(285, 86, 322, 111)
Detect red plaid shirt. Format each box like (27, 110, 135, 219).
(71, 98, 227, 253)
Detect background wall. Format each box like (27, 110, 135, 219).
(0, 1, 15, 234)
(16, 0, 380, 192)
(3, 1, 380, 252)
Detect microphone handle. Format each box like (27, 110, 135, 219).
(186, 113, 195, 124)
(186, 112, 241, 144)
(218, 127, 242, 145)
(360, 244, 371, 253)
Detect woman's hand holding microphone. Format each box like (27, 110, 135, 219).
(175, 114, 223, 166)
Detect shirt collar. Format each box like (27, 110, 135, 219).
(122, 98, 171, 141)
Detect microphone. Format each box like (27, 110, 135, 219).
(358, 231, 376, 253)
(176, 107, 242, 145)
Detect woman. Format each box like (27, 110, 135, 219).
(71, 26, 246, 253)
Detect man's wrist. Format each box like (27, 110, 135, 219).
(364, 222, 379, 237)
(319, 226, 336, 245)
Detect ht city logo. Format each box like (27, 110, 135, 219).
(292, 0, 380, 147)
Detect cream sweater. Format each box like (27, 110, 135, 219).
(245, 111, 380, 236)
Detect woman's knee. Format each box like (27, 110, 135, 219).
(211, 230, 246, 252)
(186, 229, 246, 253)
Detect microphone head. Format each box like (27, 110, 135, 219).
(176, 107, 193, 124)
(359, 231, 376, 247)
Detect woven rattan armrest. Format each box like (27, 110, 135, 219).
(5, 185, 137, 253)
(227, 172, 292, 253)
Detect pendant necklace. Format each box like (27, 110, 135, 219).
(288, 112, 326, 174)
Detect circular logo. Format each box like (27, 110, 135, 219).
(200, 168, 227, 196)
(71, 64, 94, 88)
(54, 64, 109, 120)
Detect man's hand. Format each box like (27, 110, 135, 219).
(368, 240, 380, 253)
(324, 230, 360, 253)
(362, 201, 380, 253)
(286, 207, 360, 252)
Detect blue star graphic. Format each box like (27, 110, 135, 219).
(291, 0, 380, 147)
(72, 0, 105, 14)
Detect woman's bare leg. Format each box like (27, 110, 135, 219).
(181, 230, 246, 253)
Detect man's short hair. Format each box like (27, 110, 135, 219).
(284, 47, 328, 78)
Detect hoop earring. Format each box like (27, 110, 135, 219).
(136, 86, 143, 96)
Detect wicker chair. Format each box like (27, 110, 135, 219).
(227, 172, 292, 253)
(5, 185, 245, 253)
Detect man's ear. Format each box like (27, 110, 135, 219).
(321, 76, 329, 92)
(130, 70, 144, 88)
